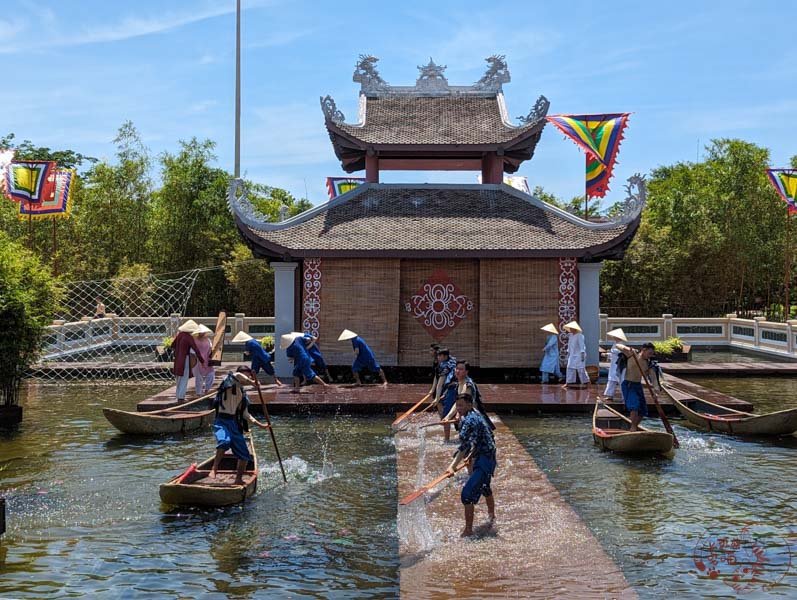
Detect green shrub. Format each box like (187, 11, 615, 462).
(260, 335, 274, 350)
(162, 336, 174, 349)
(653, 337, 684, 356)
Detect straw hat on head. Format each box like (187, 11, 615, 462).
(177, 319, 199, 333)
(606, 328, 628, 342)
(338, 329, 358, 341)
(541, 323, 559, 335)
(231, 331, 253, 343)
(563, 321, 582, 333)
(279, 332, 304, 350)
(192, 324, 212, 336)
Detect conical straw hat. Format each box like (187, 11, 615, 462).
(563, 321, 582, 333)
(279, 332, 304, 349)
(540, 323, 559, 335)
(338, 329, 358, 341)
(606, 328, 628, 342)
(193, 324, 212, 336)
(231, 331, 253, 343)
(177, 319, 198, 333)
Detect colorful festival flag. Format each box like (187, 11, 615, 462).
(766, 169, 797, 214)
(546, 113, 630, 198)
(18, 168, 75, 219)
(4, 160, 57, 204)
(326, 176, 365, 199)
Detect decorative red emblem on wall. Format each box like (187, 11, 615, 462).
(404, 270, 474, 340)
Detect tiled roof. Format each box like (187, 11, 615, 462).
(236, 184, 639, 259)
(334, 96, 540, 146)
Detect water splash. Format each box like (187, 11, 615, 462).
(259, 456, 337, 484)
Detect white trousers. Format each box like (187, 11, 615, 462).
(193, 366, 215, 396)
(175, 356, 191, 400)
(566, 367, 590, 384)
(603, 378, 619, 398)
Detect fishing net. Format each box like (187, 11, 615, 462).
(28, 270, 199, 381)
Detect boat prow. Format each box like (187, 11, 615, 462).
(103, 393, 215, 435)
(663, 385, 797, 436)
(592, 402, 674, 455)
(159, 435, 258, 507)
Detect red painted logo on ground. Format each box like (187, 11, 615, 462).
(404, 270, 474, 341)
(693, 525, 794, 594)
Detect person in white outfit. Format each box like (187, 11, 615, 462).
(562, 321, 590, 389)
(601, 328, 627, 400)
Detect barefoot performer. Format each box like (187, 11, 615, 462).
(209, 369, 272, 485)
(338, 330, 388, 387)
(234, 332, 283, 386)
(303, 332, 333, 382)
(282, 332, 329, 392)
(616, 342, 659, 432)
(445, 392, 497, 537)
(173, 319, 206, 404)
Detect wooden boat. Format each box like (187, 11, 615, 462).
(103, 392, 215, 435)
(592, 402, 674, 454)
(663, 385, 797, 436)
(159, 434, 258, 507)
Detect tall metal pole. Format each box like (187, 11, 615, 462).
(786, 208, 791, 321)
(234, 0, 241, 178)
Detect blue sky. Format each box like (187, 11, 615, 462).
(1, 0, 795, 208)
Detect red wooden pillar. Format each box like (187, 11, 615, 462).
(365, 154, 380, 183)
(481, 153, 503, 184)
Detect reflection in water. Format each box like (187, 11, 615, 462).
(507, 413, 797, 598)
(0, 383, 399, 598)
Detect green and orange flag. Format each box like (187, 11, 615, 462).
(545, 113, 631, 198)
(767, 169, 797, 214)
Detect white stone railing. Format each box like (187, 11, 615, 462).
(600, 313, 797, 359)
(41, 314, 276, 359)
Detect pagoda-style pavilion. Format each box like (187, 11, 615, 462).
(230, 56, 645, 377)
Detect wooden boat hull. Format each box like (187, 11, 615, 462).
(159, 436, 258, 507)
(103, 394, 214, 435)
(592, 402, 674, 455)
(664, 386, 797, 436)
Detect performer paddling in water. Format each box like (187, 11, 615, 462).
(446, 392, 497, 537)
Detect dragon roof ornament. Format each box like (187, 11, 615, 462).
(346, 54, 523, 98)
(517, 95, 551, 125)
(319, 95, 345, 124)
(609, 174, 647, 224)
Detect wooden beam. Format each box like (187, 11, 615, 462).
(365, 155, 379, 183)
(210, 311, 227, 366)
(378, 158, 483, 171)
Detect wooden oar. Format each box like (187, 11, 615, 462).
(419, 418, 458, 429)
(399, 460, 469, 506)
(416, 396, 439, 417)
(630, 352, 680, 448)
(392, 392, 431, 427)
(251, 377, 288, 483)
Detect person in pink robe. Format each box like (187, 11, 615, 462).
(192, 324, 215, 395)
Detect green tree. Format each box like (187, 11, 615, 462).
(223, 243, 274, 315)
(0, 231, 63, 407)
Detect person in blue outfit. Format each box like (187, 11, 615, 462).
(302, 332, 332, 382)
(233, 331, 283, 386)
(282, 332, 329, 393)
(210, 368, 272, 485)
(434, 348, 457, 421)
(616, 342, 659, 431)
(445, 392, 497, 537)
(443, 361, 495, 432)
(338, 329, 388, 387)
(539, 322, 563, 383)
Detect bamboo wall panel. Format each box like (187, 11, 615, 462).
(316, 258, 400, 366)
(479, 258, 560, 368)
(398, 259, 480, 366)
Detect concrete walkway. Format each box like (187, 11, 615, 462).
(396, 415, 636, 599)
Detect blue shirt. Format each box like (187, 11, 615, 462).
(438, 356, 457, 385)
(286, 338, 317, 380)
(245, 339, 274, 376)
(457, 409, 496, 458)
(352, 336, 380, 371)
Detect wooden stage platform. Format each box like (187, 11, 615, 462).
(396, 414, 635, 598)
(136, 372, 754, 414)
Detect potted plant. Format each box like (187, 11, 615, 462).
(155, 336, 175, 362)
(653, 337, 692, 362)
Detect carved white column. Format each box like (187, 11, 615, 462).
(578, 262, 603, 366)
(273, 262, 298, 378)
